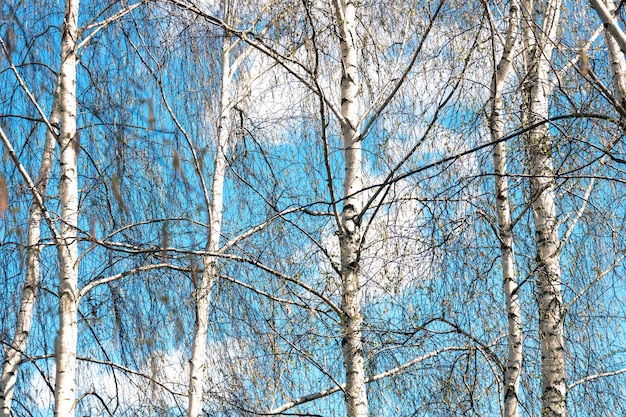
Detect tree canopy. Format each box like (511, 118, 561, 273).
(2, 1, 626, 416)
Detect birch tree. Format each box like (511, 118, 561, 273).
(117, 2, 295, 413)
(488, 1, 522, 415)
(53, 2, 147, 414)
(0, 55, 59, 417)
(589, 0, 626, 115)
(0, 2, 79, 416)
(329, 1, 368, 415)
(1, 1, 149, 415)
(590, 0, 626, 54)
(187, 1, 233, 414)
(4, 1, 626, 415)
(601, 0, 626, 108)
(52, 1, 81, 415)
(521, 0, 567, 415)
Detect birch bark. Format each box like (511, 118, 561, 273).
(590, 0, 626, 54)
(602, 0, 626, 107)
(187, 11, 232, 417)
(332, 1, 368, 416)
(0, 82, 60, 417)
(489, 2, 521, 416)
(521, 0, 566, 415)
(54, 0, 80, 415)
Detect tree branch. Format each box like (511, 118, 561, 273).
(568, 367, 626, 390)
(268, 346, 468, 414)
(79, 263, 189, 298)
(78, 1, 146, 51)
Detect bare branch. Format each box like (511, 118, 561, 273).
(0, 126, 60, 242)
(563, 253, 626, 315)
(164, 0, 344, 123)
(268, 346, 468, 414)
(359, 0, 446, 142)
(0, 36, 58, 140)
(79, 263, 189, 298)
(78, 1, 146, 51)
(568, 367, 626, 390)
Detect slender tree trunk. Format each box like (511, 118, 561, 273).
(0, 81, 60, 417)
(521, 0, 566, 415)
(590, 0, 626, 54)
(490, 2, 522, 416)
(332, 1, 368, 416)
(54, 0, 80, 416)
(602, 0, 626, 107)
(187, 18, 232, 417)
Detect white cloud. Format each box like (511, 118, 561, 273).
(24, 337, 262, 415)
(240, 52, 317, 144)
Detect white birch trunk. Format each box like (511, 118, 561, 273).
(490, 3, 521, 416)
(0, 82, 60, 417)
(521, 0, 567, 415)
(54, 0, 80, 416)
(590, 0, 626, 54)
(332, 1, 368, 416)
(602, 0, 626, 107)
(187, 20, 231, 417)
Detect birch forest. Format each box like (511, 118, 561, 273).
(3, 0, 626, 416)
